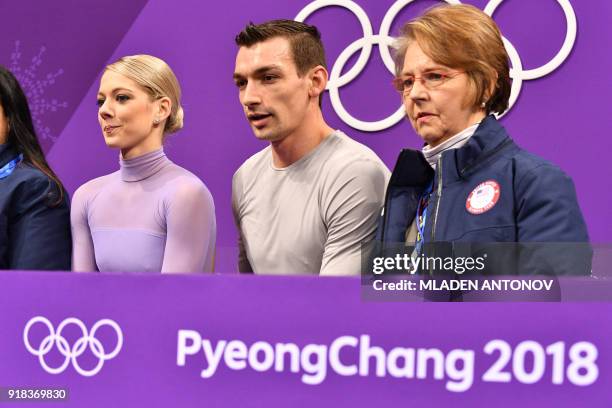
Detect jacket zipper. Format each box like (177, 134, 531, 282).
(430, 156, 443, 242)
(423, 137, 511, 275)
(380, 175, 392, 243)
(429, 138, 512, 240)
(426, 156, 443, 276)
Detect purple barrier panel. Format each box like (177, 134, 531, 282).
(0, 272, 611, 407)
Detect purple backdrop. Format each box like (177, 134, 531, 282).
(1, 0, 610, 273)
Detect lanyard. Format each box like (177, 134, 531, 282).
(0, 154, 24, 180)
(414, 180, 433, 256)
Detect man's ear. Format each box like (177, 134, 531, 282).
(308, 65, 328, 99)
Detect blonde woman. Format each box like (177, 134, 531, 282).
(71, 55, 215, 273)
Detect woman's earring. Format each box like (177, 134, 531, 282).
(153, 118, 160, 125)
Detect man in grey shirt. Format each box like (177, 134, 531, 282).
(232, 20, 390, 275)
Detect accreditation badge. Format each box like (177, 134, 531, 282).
(466, 180, 501, 215)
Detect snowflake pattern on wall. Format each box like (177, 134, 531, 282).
(9, 41, 68, 142)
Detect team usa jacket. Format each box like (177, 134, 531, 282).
(376, 115, 590, 276)
(0, 143, 71, 270)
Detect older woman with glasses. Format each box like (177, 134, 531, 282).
(377, 4, 589, 276)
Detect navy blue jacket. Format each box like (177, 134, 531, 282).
(0, 144, 71, 270)
(377, 116, 590, 275)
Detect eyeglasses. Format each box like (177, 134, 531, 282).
(392, 71, 464, 94)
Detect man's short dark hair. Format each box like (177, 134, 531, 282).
(235, 19, 327, 106)
(235, 19, 327, 75)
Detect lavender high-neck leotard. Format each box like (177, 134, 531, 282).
(71, 148, 215, 273)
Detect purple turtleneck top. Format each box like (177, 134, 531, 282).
(71, 148, 215, 273)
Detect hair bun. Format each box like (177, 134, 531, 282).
(166, 106, 184, 134)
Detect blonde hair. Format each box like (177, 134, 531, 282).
(394, 4, 511, 115)
(106, 54, 184, 133)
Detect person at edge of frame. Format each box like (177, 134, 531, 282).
(71, 55, 216, 273)
(232, 20, 391, 275)
(375, 4, 591, 283)
(0, 65, 71, 270)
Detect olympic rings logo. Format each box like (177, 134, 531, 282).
(296, 0, 577, 132)
(23, 316, 123, 377)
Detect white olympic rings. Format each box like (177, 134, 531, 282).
(23, 316, 123, 377)
(296, 0, 577, 131)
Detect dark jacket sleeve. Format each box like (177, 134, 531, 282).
(515, 164, 591, 275)
(9, 175, 72, 270)
(516, 163, 589, 242)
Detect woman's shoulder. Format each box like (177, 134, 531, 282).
(7, 163, 59, 195)
(165, 162, 209, 187)
(503, 146, 577, 200)
(9, 162, 49, 183)
(4, 164, 67, 209)
(164, 163, 213, 202)
(72, 171, 119, 203)
(510, 146, 568, 180)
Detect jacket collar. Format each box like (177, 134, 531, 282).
(439, 115, 513, 184)
(388, 148, 433, 188)
(0, 143, 19, 168)
(453, 115, 511, 175)
(389, 115, 513, 188)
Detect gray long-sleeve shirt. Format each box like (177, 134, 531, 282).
(232, 131, 390, 276)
